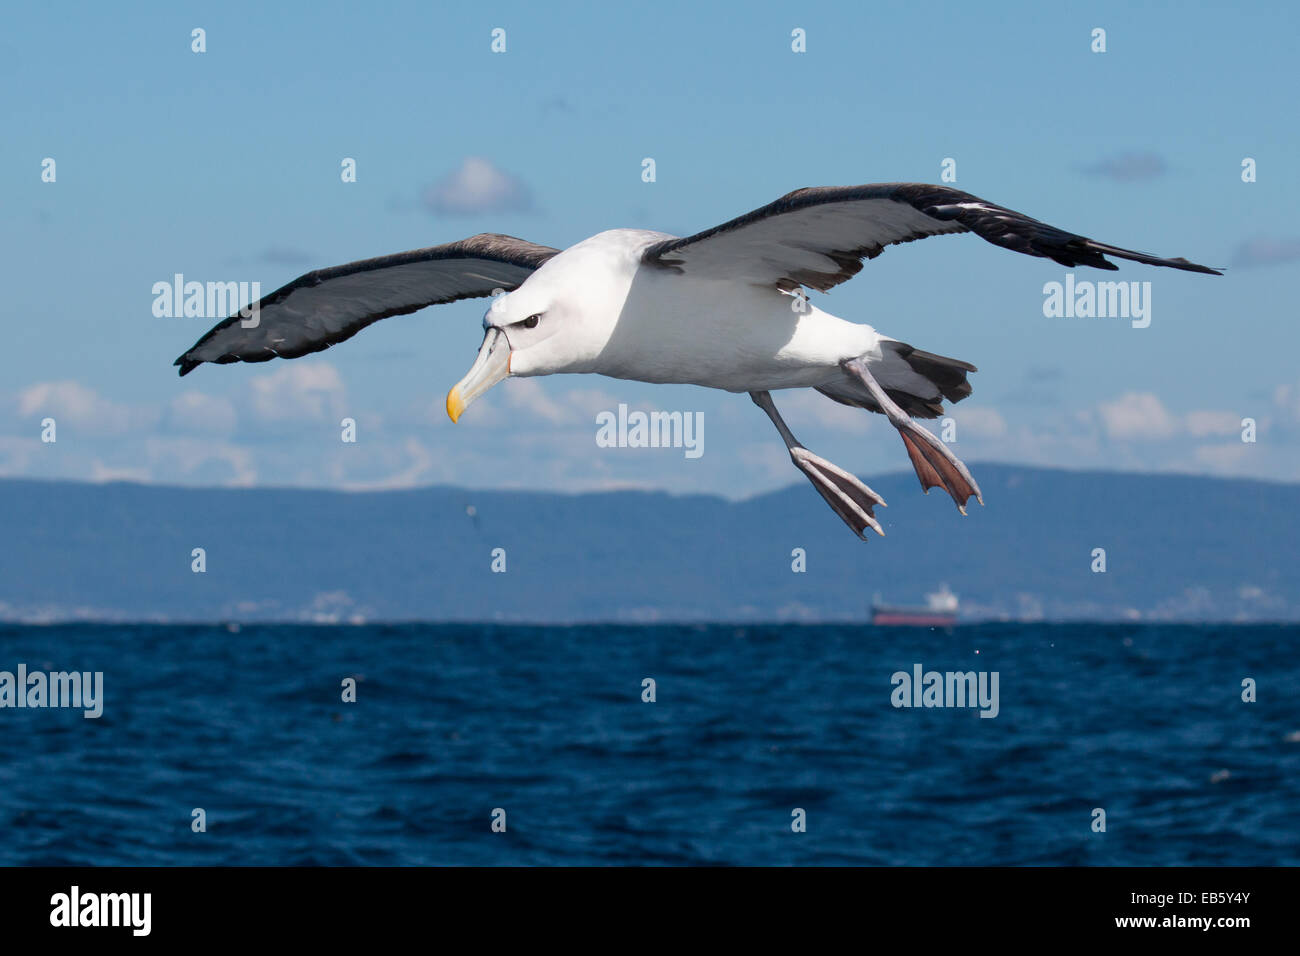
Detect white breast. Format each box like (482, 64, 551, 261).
(590, 265, 881, 392)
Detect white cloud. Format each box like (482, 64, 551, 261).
(735, 440, 798, 483)
(1231, 238, 1300, 268)
(1185, 410, 1241, 438)
(953, 406, 1007, 439)
(1274, 383, 1300, 422)
(562, 387, 625, 422)
(766, 389, 871, 432)
(505, 377, 571, 424)
(16, 381, 156, 435)
(1096, 392, 1246, 443)
(1097, 392, 1179, 440)
(142, 437, 257, 486)
(1081, 151, 1168, 183)
(247, 363, 347, 423)
(340, 438, 435, 491)
(0, 370, 1294, 493)
(169, 391, 237, 434)
(0, 436, 36, 476)
(1193, 443, 1253, 470)
(422, 157, 534, 216)
(89, 460, 151, 483)
(503, 381, 645, 428)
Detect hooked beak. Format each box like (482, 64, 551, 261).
(447, 328, 511, 423)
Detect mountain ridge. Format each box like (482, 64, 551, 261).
(1, 464, 1296, 623)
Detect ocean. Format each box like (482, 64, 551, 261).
(0, 622, 1296, 866)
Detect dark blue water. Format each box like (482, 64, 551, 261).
(0, 623, 1296, 865)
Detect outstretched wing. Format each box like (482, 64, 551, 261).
(642, 183, 1221, 292)
(174, 233, 560, 375)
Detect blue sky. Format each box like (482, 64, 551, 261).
(3, 0, 1298, 496)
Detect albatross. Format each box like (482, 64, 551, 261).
(175, 183, 1220, 539)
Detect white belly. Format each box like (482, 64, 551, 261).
(590, 270, 882, 392)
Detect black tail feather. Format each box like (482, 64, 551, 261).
(889, 343, 975, 404)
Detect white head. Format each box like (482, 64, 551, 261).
(445, 234, 638, 422)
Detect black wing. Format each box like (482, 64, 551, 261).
(174, 233, 560, 375)
(642, 183, 1221, 292)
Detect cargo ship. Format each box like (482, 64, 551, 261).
(870, 584, 960, 627)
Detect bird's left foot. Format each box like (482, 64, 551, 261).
(894, 419, 983, 514)
(789, 446, 887, 539)
(840, 356, 983, 515)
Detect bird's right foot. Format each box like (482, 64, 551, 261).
(789, 446, 886, 539)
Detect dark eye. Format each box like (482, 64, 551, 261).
(522, 314, 540, 329)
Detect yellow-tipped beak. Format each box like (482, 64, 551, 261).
(446, 386, 466, 424)
(446, 328, 511, 424)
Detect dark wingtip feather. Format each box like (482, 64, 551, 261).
(1085, 241, 1224, 275)
(1170, 258, 1224, 276)
(1121, 254, 1223, 276)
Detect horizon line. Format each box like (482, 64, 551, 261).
(1, 460, 1297, 500)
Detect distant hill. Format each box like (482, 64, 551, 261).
(0, 465, 1297, 622)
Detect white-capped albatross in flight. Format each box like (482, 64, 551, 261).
(175, 183, 1220, 539)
